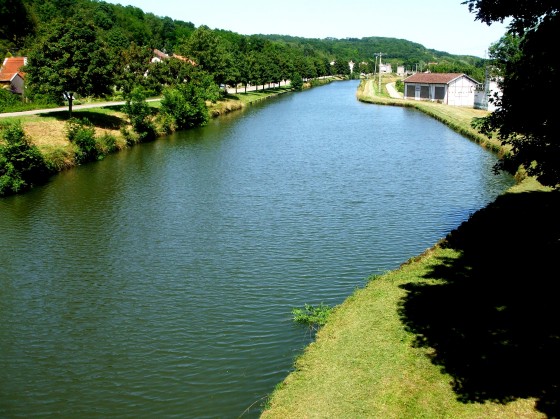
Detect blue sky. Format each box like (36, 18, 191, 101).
(103, 0, 510, 57)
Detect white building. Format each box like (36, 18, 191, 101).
(403, 72, 480, 107)
(474, 77, 502, 112)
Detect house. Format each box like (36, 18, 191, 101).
(403, 72, 480, 107)
(151, 49, 196, 66)
(151, 49, 169, 63)
(0, 56, 27, 95)
(379, 63, 392, 74)
(474, 76, 502, 112)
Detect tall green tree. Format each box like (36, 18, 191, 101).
(0, 0, 34, 54)
(180, 25, 235, 87)
(464, 0, 560, 188)
(25, 18, 114, 109)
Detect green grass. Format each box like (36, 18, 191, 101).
(263, 179, 558, 418)
(261, 83, 558, 418)
(1, 85, 295, 177)
(356, 79, 505, 156)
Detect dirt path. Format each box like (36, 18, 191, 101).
(386, 82, 403, 99)
(361, 79, 402, 99)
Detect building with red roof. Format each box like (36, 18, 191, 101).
(0, 56, 27, 95)
(403, 72, 480, 107)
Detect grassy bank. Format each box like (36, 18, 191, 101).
(263, 181, 557, 419)
(261, 80, 558, 418)
(0, 85, 294, 179)
(357, 78, 507, 156)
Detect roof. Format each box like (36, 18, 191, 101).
(0, 57, 27, 82)
(403, 72, 479, 85)
(151, 49, 196, 65)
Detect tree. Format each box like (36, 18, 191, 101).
(114, 43, 153, 96)
(25, 18, 114, 113)
(0, 0, 34, 54)
(290, 73, 303, 91)
(180, 26, 235, 87)
(464, 0, 560, 188)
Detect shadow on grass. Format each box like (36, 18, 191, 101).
(39, 110, 125, 130)
(399, 190, 560, 417)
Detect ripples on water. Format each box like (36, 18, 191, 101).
(0, 80, 513, 418)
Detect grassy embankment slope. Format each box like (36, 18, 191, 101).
(261, 79, 559, 418)
(0, 85, 294, 173)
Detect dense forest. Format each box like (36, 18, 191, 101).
(1, 0, 488, 103)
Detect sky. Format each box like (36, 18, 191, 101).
(103, 0, 510, 57)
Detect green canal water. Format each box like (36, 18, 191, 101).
(0, 80, 513, 417)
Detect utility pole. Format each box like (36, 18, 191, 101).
(374, 52, 384, 93)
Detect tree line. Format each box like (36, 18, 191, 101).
(2, 0, 558, 189)
(1, 0, 488, 105)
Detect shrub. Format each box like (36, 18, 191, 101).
(124, 87, 156, 142)
(160, 82, 209, 130)
(0, 122, 52, 196)
(44, 147, 75, 172)
(0, 88, 20, 112)
(98, 132, 118, 154)
(66, 118, 100, 163)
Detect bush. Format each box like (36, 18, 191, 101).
(124, 87, 156, 142)
(66, 118, 100, 164)
(160, 82, 209, 130)
(0, 122, 52, 196)
(0, 88, 20, 112)
(98, 132, 118, 154)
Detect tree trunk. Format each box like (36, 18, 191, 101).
(68, 96, 73, 118)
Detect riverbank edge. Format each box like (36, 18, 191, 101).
(260, 80, 553, 417)
(0, 77, 347, 197)
(358, 79, 505, 147)
(1, 87, 291, 184)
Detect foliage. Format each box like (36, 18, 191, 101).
(0, 121, 51, 196)
(180, 25, 235, 86)
(292, 303, 333, 331)
(160, 82, 210, 130)
(2, 0, 491, 114)
(25, 17, 114, 104)
(465, 0, 560, 188)
(65, 117, 99, 163)
(290, 73, 304, 91)
(0, 0, 34, 55)
(0, 88, 20, 111)
(114, 43, 155, 96)
(124, 87, 156, 141)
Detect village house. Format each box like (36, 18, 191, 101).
(0, 56, 27, 95)
(474, 76, 502, 112)
(403, 72, 480, 107)
(151, 49, 196, 66)
(379, 63, 392, 73)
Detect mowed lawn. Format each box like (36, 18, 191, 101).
(262, 81, 559, 418)
(262, 178, 558, 418)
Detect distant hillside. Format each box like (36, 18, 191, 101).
(1, 0, 486, 81)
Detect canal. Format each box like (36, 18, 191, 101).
(0, 80, 513, 418)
